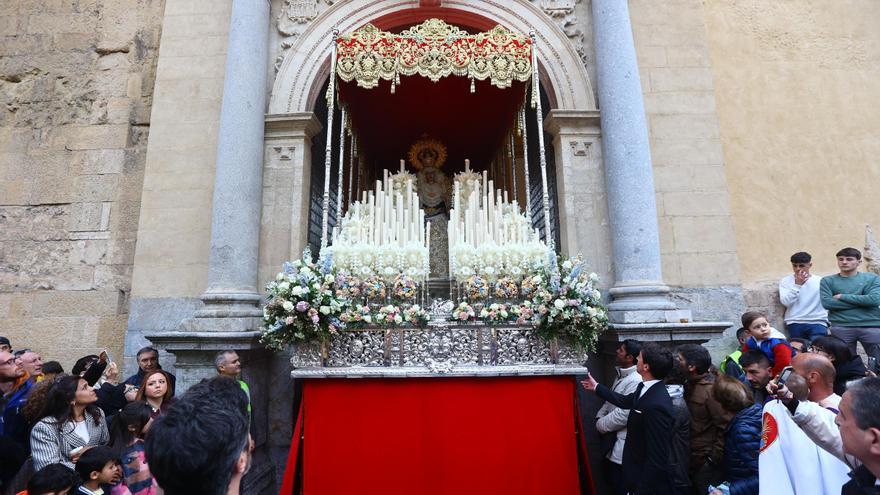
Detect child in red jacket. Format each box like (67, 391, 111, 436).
(740, 311, 793, 377)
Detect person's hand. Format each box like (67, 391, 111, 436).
(767, 380, 793, 403)
(124, 384, 138, 402)
(580, 373, 598, 392)
(103, 362, 119, 385)
(794, 270, 810, 285)
(70, 445, 93, 464)
(710, 490, 723, 495)
(833, 294, 842, 300)
(867, 370, 877, 378)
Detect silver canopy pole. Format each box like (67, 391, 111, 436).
(320, 29, 339, 249)
(529, 32, 554, 249)
(519, 106, 532, 225)
(334, 107, 347, 241)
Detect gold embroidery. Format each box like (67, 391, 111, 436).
(336, 19, 532, 91)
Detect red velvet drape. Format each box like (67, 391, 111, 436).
(281, 376, 590, 495)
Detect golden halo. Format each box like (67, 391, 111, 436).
(407, 138, 448, 170)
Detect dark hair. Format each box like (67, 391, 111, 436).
(137, 346, 159, 359)
(713, 374, 754, 413)
(811, 335, 853, 364)
(789, 337, 810, 349)
(735, 327, 748, 340)
(847, 378, 880, 430)
(27, 463, 79, 493)
(640, 343, 674, 380)
(42, 361, 64, 375)
(71, 355, 99, 376)
(677, 343, 712, 375)
(664, 358, 688, 386)
(135, 369, 174, 404)
(75, 445, 117, 482)
(741, 311, 767, 330)
(836, 247, 861, 259)
(108, 402, 153, 457)
(618, 339, 642, 363)
(738, 349, 771, 369)
(790, 252, 812, 263)
(38, 375, 103, 429)
(22, 379, 56, 423)
(145, 377, 249, 495)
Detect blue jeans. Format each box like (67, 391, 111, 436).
(787, 323, 828, 342)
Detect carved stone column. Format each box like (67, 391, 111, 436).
(591, 0, 688, 324)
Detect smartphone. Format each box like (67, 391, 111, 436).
(69, 446, 85, 457)
(868, 357, 877, 372)
(777, 366, 794, 387)
(99, 349, 112, 363)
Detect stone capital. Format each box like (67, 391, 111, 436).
(543, 109, 601, 137)
(265, 112, 322, 141)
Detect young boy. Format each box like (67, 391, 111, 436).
(73, 446, 121, 495)
(740, 311, 793, 376)
(18, 464, 79, 495)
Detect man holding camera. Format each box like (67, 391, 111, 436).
(581, 343, 676, 495)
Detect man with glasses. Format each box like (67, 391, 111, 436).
(0, 349, 32, 483)
(14, 348, 43, 383)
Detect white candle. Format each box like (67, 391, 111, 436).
(399, 159, 405, 174)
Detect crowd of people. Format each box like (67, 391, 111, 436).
(2, 246, 878, 495)
(0, 344, 251, 495)
(582, 247, 880, 495)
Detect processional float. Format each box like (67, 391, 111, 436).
(274, 19, 599, 495)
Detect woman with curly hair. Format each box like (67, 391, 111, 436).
(134, 369, 174, 419)
(30, 375, 109, 470)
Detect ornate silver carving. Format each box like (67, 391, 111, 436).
(289, 321, 588, 377)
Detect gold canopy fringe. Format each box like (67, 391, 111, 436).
(335, 19, 533, 91)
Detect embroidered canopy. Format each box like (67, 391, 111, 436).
(335, 19, 533, 91)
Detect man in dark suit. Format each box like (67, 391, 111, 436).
(581, 343, 676, 495)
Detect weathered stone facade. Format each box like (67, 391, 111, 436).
(2, 0, 878, 409)
(0, 0, 164, 367)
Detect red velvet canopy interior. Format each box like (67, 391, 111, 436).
(339, 76, 527, 175)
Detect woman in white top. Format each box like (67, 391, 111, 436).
(30, 375, 109, 470)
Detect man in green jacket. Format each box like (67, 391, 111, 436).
(215, 350, 251, 415)
(820, 247, 880, 363)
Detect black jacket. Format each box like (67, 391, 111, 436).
(597, 381, 676, 495)
(835, 356, 867, 396)
(842, 465, 880, 495)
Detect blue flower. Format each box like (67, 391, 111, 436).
(283, 261, 295, 275)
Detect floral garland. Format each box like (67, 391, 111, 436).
(452, 302, 476, 322)
(479, 303, 511, 325)
(493, 277, 519, 299)
(261, 248, 349, 351)
(342, 304, 429, 328)
(529, 253, 608, 351)
(392, 274, 418, 302)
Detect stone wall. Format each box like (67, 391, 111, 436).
(703, 0, 880, 286)
(629, 0, 741, 290)
(0, 0, 164, 369)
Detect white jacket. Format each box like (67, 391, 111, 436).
(791, 396, 860, 469)
(595, 365, 641, 464)
(779, 274, 829, 325)
(760, 400, 850, 495)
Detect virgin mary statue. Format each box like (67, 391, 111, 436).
(409, 138, 451, 278)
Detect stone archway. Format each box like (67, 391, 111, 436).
(270, 0, 596, 114)
(262, 0, 607, 283)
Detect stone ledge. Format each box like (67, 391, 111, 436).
(147, 330, 264, 351)
(602, 321, 732, 345)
